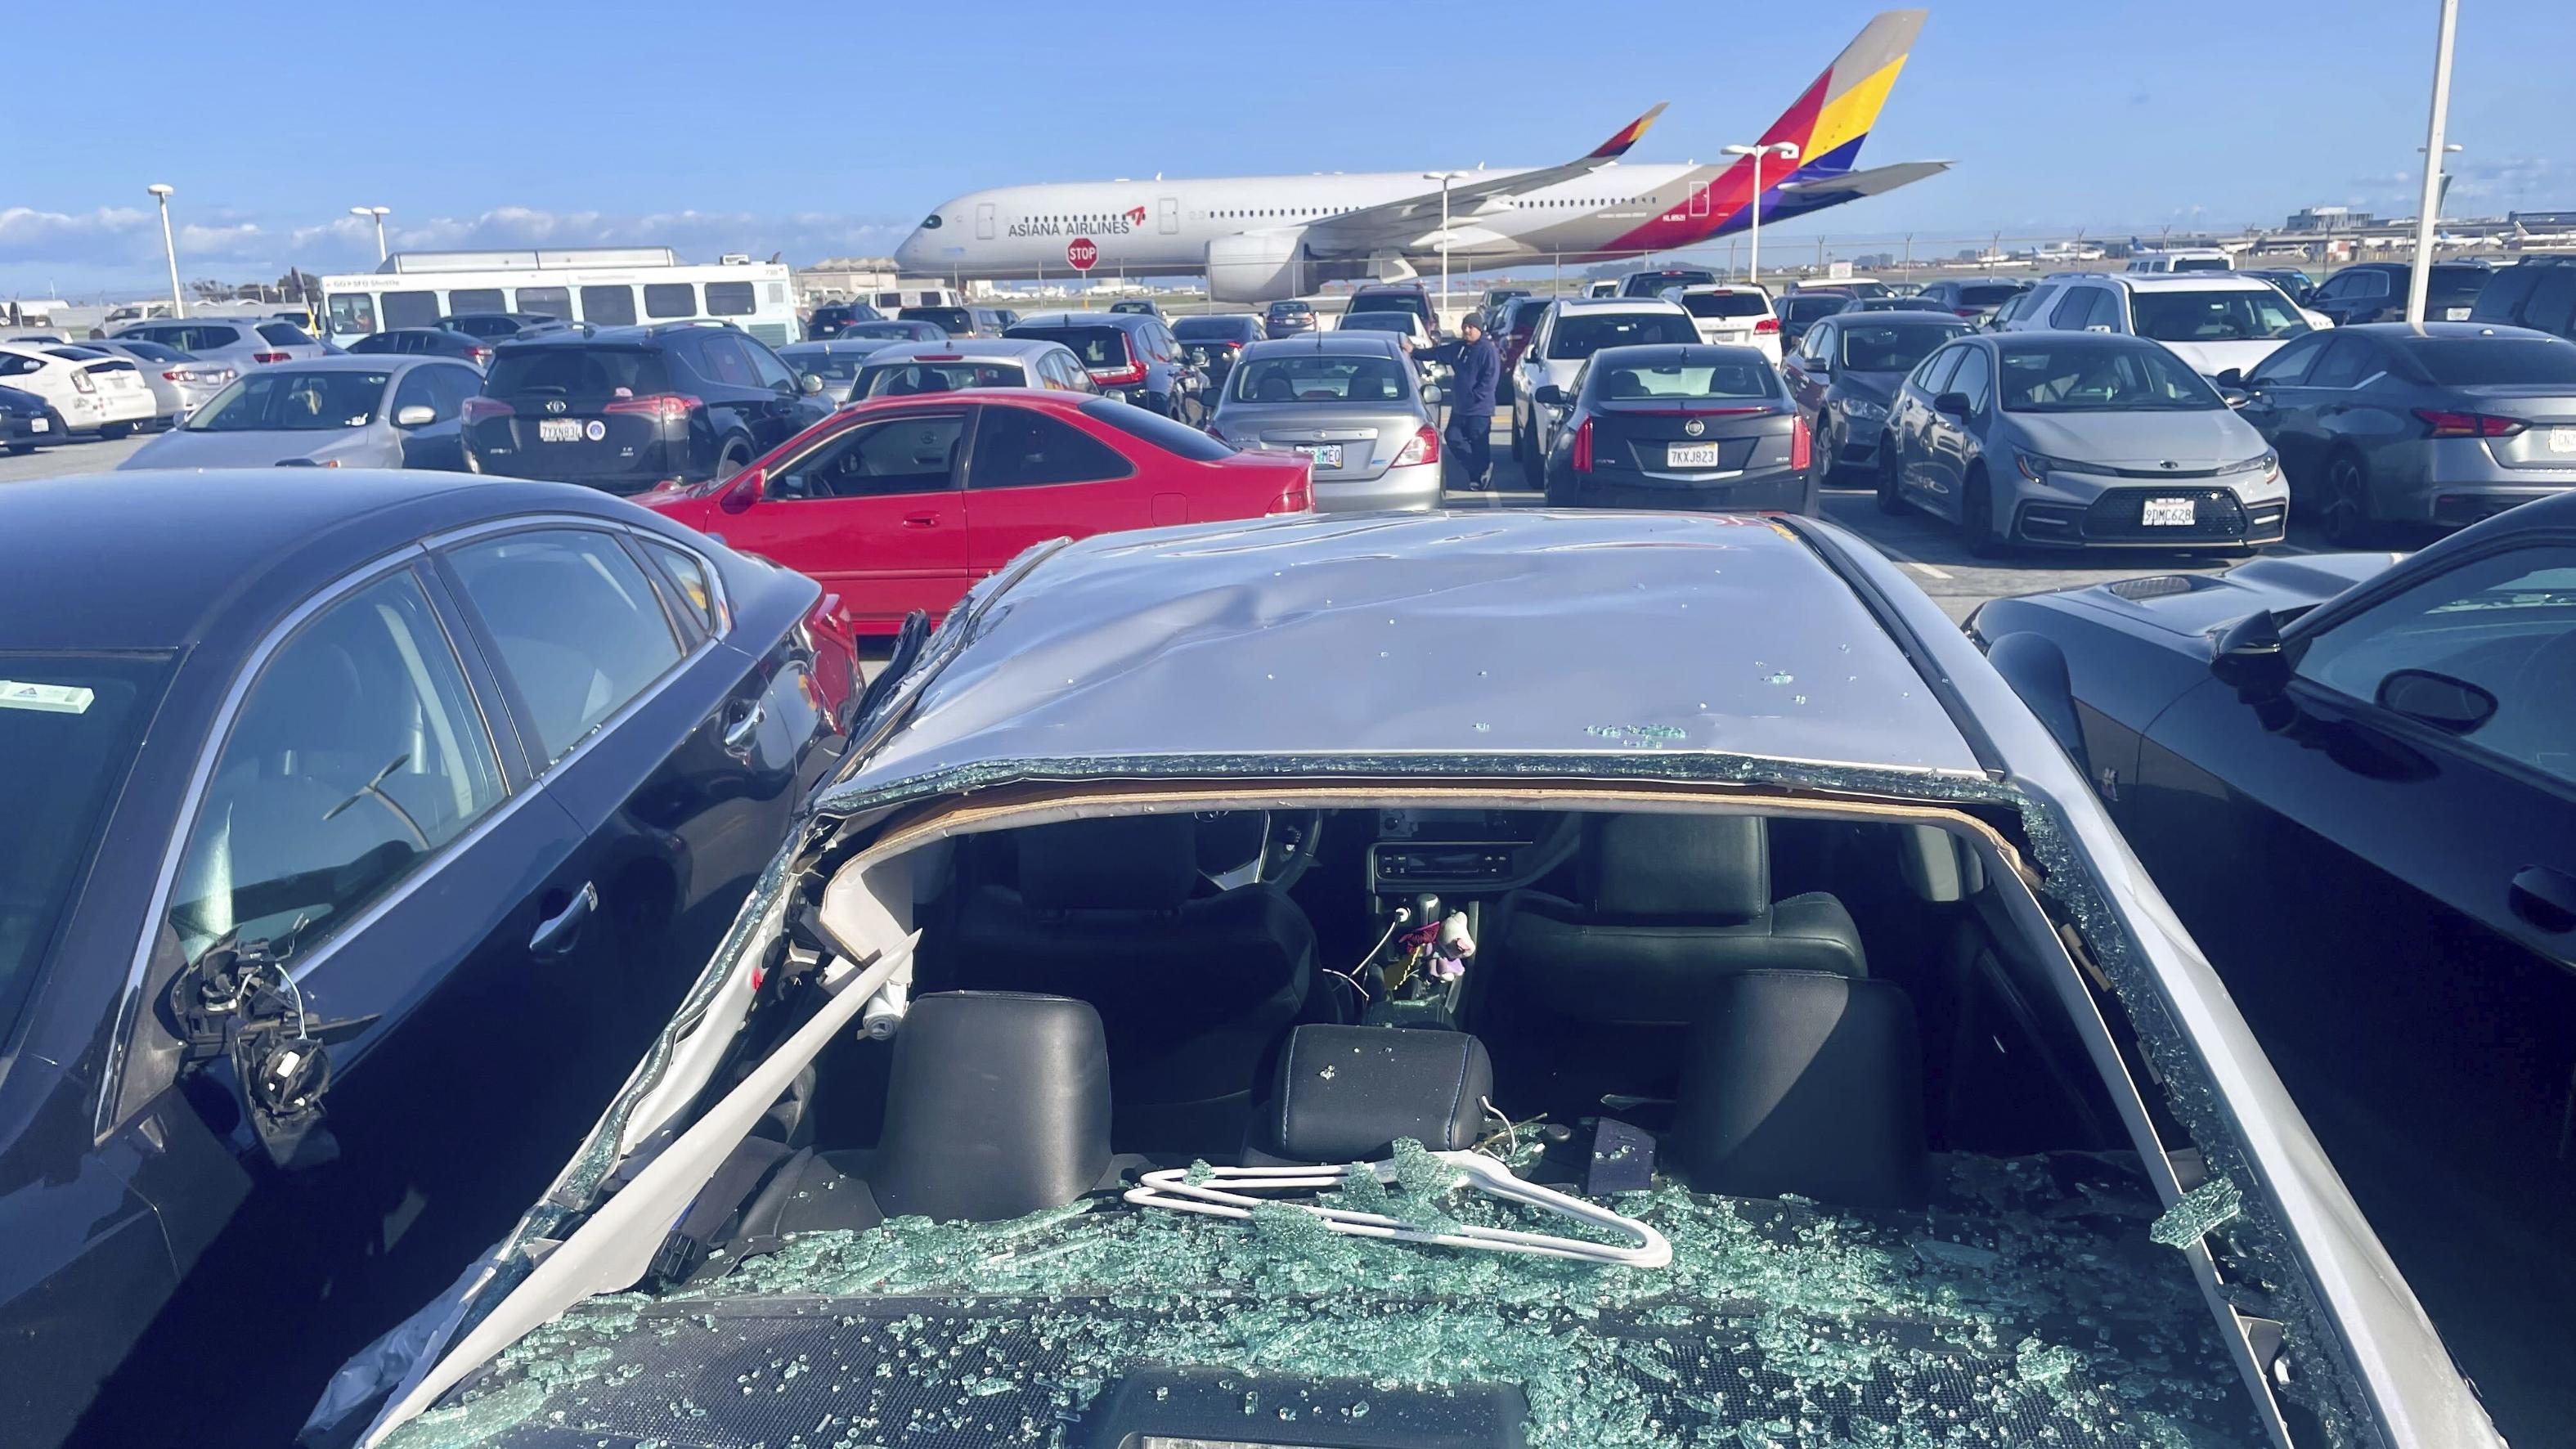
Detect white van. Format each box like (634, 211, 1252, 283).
(2125, 249, 2235, 274)
(869, 285, 967, 312)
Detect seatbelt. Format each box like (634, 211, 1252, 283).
(646, 1136, 797, 1289)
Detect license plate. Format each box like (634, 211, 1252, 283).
(2444, 307, 2471, 321)
(537, 419, 581, 443)
(2550, 427, 2576, 454)
(28, 417, 47, 433)
(1295, 443, 1344, 469)
(2141, 496, 2196, 527)
(1667, 442, 1725, 468)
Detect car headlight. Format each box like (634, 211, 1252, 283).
(1839, 397, 1888, 422)
(2014, 448, 2085, 482)
(2219, 449, 2281, 480)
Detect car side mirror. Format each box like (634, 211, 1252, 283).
(393, 405, 435, 428)
(2212, 367, 2247, 390)
(800, 372, 825, 395)
(1420, 384, 1443, 406)
(1533, 384, 1566, 406)
(1933, 391, 1972, 418)
(718, 466, 765, 514)
(2210, 609, 2289, 693)
(2376, 668, 2497, 733)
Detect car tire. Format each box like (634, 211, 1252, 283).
(1816, 414, 1843, 485)
(1508, 409, 1524, 463)
(713, 439, 754, 482)
(5, 442, 32, 455)
(1962, 468, 2007, 558)
(2322, 450, 2378, 548)
(101, 421, 132, 439)
(1874, 437, 1905, 515)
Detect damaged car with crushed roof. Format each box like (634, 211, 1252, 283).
(311, 510, 2502, 1449)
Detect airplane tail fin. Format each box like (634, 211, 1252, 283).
(1754, 9, 1926, 178)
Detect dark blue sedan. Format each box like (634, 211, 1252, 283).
(0, 470, 862, 1448)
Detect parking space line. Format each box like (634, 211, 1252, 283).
(1905, 560, 1954, 580)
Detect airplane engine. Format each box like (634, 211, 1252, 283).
(1205, 232, 1304, 303)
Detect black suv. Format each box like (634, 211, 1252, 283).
(805, 301, 884, 340)
(2468, 254, 2576, 343)
(438, 311, 577, 342)
(2304, 261, 2493, 326)
(1007, 311, 1205, 422)
(1346, 283, 1440, 339)
(463, 321, 832, 494)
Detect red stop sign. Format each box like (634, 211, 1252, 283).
(1066, 236, 1098, 272)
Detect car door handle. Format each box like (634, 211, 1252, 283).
(529, 881, 597, 957)
(2509, 866, 2576, 932)
(720, 700, 765, 752)
(902, 512, 941, 527)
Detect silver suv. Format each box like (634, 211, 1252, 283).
(110, 316, 330, 370)
(1999, 272, 2313, 380)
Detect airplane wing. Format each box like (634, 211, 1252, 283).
(1297, 103, 1668, 253)
(1774, 159, 1952, 200)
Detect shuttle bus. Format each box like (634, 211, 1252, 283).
(318, 248, 800, 348)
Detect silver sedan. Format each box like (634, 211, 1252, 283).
(1207, 334, 1444, 511)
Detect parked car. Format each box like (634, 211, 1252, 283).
(1171, 313, 1267, 390)
(1474, 286, 1531, 330)
(324, 507, 2502, 1449)
(778, 337, 928, 402)
(435, 312, 576, 343)
(836, 320, 949, 346)
(0, 469, 859, 1449)
(2303, 262, 2491, 327)
(1775, 293, 1851, 351)
(1507, 297, 1697, 465)
(637, 391, 1308, 634)
(1618, 266, 1717, 298)
(1344, 283, 1441, 340)
(1968, 495, 2576, 1447)
(1914, 278, 2030, 326)
(1207, 332, 1442, 512)
(1663, 283, 1781, 362)
(1877, 330, 2286, 555)
(2220, 321, 2576, 544)
(1336, 308, 1434, 354)
(119, 356, 483, 473)
(898, 304, 1012, 339)
(461, 321, 834, 494)
(0, 343, 158, 437)
(1783, 312, 1975, 482)
(847, 339, 1099, 400)
(1007, 311, 1204, 422)
(74, 337, 231, 425)
(0, 382, 63, 452)
(1492, 295, 1555, 404)
(2240, 267, 2317, 298)
(342, 326, 496, 368)
(1531, 343, 1809, 510)
(2000, 273, 2313, 379)
(1264, 298, 1317, 337)
(804, 300, 885, 340)
(2467, 253, 2576, 343)
(113, 316, 329, 370)
(1787, 276, 1891, 299)
(1839, 295, 1951, 314)
(1107, 298, 1167, 320)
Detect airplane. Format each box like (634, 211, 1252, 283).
(891, 11, 1945, 303)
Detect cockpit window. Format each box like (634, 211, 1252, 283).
(920, 214, 943, 230)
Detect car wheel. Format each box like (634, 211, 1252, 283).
(1508, 408, 1524, 463)
(2322, 450, 2377, 548)
(1816, 414, 1843, 485)
(713, 439, 754, 482)
(1961, 468, 2007, 558)
(1874, 437, 1905, 514)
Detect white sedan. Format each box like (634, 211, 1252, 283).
(0, 343, 158, 437)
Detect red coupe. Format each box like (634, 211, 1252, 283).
(642, 390, 1313, 634)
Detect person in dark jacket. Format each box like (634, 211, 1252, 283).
(1446, 316, 1499, 488)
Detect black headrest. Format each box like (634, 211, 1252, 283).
(1672, 971, 1928, 1209)
(1016, 815, 1198, 913)
(872, 992, 1111, 1222)
(1582, 814, 1770, 922)
(1264, 1025, 1492, 1162)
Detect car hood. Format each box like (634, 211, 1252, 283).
(119, 425, 392, 469)
(2008, 407, 2265, 470)
(2147, 336, 2292, 378)
(2019, 551, 2401, 643)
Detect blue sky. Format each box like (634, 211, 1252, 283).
(6, 0, 2569, 296)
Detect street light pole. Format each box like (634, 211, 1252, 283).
(351, 205, 391, 262)
(147, 184, 183, 318)
(1424, 171, 1467, 333)
(1722, 141, 1798, 285)
(2406, 0, 2462, 325)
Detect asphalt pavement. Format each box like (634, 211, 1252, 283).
(0, 429, 149, 482)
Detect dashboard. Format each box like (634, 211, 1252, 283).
(1366, 810, 1577, 897)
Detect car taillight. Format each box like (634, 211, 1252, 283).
(70, 370, 94, 393)
(604, 393, 703, 424)
(1089, 360, 1148, 387)
(1791, 413, 1812, 472)
(251, 351, 291, 364)
(1393, 424, 1440, 467)
(1753, 317, 1780, 334)
(470, 347, 492, 366)
(1570, 417, 1594, 473)
(460, 397, 514, 425)
(2414, 407, 2526, 439)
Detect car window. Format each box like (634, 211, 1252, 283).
(447, 289, 506, 315)
(1011, 325, 1129, 370)
(1950, 347, 1993, 411)
(328, 294, 378, 338)
(858, 361, 1024, 397)
(2306, 336, 2377, 388)
(644, 284, 696, 320)
(2471, 266, 2544, 323)
(429, 366, 482, 418)
(2344, 271, 2391, 298)
(381, 292, 440, 330)
(1230, 352, 1411, 404)
(447, 530, 684, 767)
(697, 335, 761, 388)
(1914, 345, 1968, 397)
(2248, 331, 2331, 385)
(2294, 545, 2576, 787)
(187, 369, 392, 431)
(1995, 343, 2221, 412)
(2048, 289, 2098, 330)
(1840, 323, 1964, 373)
(2129, 289, 2306, 343)
(2523, 269, 2576, 338)
(257, 322, 316, 347)
(743, 339, 798, 392)
(1081, 395, 1233, 460)
(969, 405, 1133, 489)
(581, 285, 639, 327)
(772, 412, 966, 500)
(391, 367, 441, 419)
(2406, 337, 2576, 386)
(642, 539, 725, 635)
(516, 287, 572, 321)
(166, 571, 505, 966)
(706, 282, 756, 317)
(2014, 285, 2058, 321)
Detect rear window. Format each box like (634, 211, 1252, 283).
(1840, 322, 1970, 372)
(2170, 257, 2233, 273)
(1269, 302, 1312, 315)
(136, 324, 243, 351)
(485, 347, 671, 399)
(856, 362, 1026, 397)
(902, 307, 976, 335)
(2405, 337, 2576, 386)
(1174, 316, 1257, 342)
(1351, 292, 1429, 320)
(1679, 292, 1771, 320)
(1547, 312, 1699, 359)
(110, 339, 186, 362)
(257, 322, 316, 346)
(1591, 357, 1778, 402)
(1506, 299, 1552, 330)
(1781, 297, 1846, 324)
(1011, 325, 1129, 369)
(1958, 284, 2023, 307)
(1229, 353, 1413, 404)
(2427, 267, 2490, 307)
(1081, 396, 1234, 459)
(706, 281, 756, 316)
(1338, 312, 1418, 335)
(1623, 271, 1715, 296)
(2129, 289, 2306, 343)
